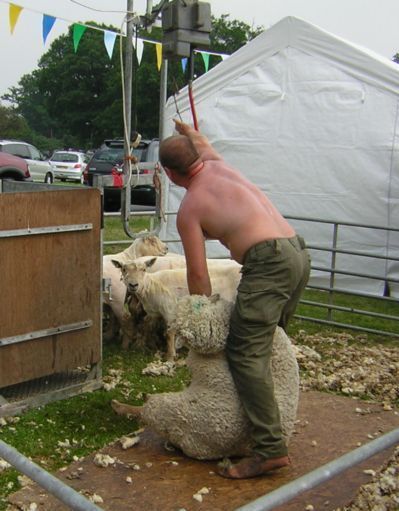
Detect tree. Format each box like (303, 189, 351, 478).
(4, 22, 124, 148)
(210, 14, 263, 54)
(0, 104, 31, 140)
(2, 14, 263, 149)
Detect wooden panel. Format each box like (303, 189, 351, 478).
(0, 188, 102, 387)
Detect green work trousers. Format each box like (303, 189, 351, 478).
(226, 235, 311, 459)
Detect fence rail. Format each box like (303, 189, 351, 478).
(105, 211, 399, 338)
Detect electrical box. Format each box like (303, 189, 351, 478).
(162, 0, 211, 59)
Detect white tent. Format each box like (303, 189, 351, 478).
(159, 16, 399, 297)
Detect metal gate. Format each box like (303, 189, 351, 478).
(0, 182, 102, 416)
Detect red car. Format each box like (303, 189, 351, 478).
(0, 152, 31, 181)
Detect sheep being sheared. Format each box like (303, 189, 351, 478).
(112, 294, 299, 460)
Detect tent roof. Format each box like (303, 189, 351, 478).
(169, 16, 399, 113)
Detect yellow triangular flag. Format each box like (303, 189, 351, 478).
(9, 3, 23, 34)
(155, 43, 162, 71)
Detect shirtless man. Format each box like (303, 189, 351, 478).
(159, 120, 310, 479)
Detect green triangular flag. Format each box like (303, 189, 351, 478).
(73, 24, 87, 52)
(200, 51, 210, 72)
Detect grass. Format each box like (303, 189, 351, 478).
(0, 345, 190, 510)
(0, 214, 397, 509)
(103, 215, 152, 255)
(291, 289, 399, 341)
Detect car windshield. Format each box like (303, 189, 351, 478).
(93, 148, 124, 164)
(52, 152, 79, 163)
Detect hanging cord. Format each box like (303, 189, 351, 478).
(172, 77, 184, 122)
(119, 14, 139, 189)
(153, 162, 166, 222)
(188, 48, 199, 130)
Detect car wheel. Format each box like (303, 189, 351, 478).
(44, 173, 53, 184)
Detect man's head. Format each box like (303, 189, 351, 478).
(159, 135, 200, 177)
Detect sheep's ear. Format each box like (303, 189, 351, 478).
(209, 293, 220, 303)
(145, 257, 157, 268)
(112, 259, 123, 269)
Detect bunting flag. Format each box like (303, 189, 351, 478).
(4, 1, 229, 68)
(104, 30, 117, 59)
(134, 38, 144, 65)
(9, 3, 22, 34)
(42, 14, 56, 44)
(73, 23, 86, 52)
(200, 51, 210, 72)
(155, 42, 162, 71)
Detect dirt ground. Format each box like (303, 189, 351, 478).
(7, 390, 399, 511)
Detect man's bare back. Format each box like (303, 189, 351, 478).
(160, 119, 295, 296)
(179, 159, 295, 263)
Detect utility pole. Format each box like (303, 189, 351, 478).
(121, 0, 134, 226)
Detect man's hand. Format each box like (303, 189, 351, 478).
(173, 118, 222, 162)
(173, 119, 193, 136)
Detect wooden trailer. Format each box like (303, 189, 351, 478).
(0, 181, 102, 416)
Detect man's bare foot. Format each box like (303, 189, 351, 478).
(217, 454, 290, 479)
(111, 399, 143, 418)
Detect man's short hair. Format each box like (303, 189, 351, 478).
(160, 135, 199, 175)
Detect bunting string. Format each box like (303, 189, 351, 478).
(1, 0, 229, 69)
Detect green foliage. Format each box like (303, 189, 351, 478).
(0, 104, 63, 152)
(210, 14, 263, 53)
(0, 105, 31, 141)
(1, 14, 264, 151)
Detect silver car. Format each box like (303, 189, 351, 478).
(0, 140, 54, 183)
(50, 151, 89, 183)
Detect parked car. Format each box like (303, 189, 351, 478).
(49, 150, 89, 183)
(0, 140, 54, 183)
(0, 152, 31, 181)
(83, 138, 158, 211)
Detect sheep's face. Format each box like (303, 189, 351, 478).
(117, 258, 156, 294)
(137, 236, 168, 257)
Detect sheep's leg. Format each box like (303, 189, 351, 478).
(111, 399, 143, 418)
(165, 327, 176, 361)
(102, 305, 120, 343)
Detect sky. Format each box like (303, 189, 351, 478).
(0, 0, 398, 98)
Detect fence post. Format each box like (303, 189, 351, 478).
(328, 222, 339, 321)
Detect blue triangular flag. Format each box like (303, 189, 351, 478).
(42, 14, 56, 44)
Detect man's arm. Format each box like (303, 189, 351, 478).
(177, 210, 212, 296)
(173, 119, 222, 162)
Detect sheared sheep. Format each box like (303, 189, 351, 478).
(102, 235, 168, 344)
(112, 294, 299, 461)
(112, 258, 242, 359)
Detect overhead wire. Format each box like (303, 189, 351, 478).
(69, 0, 135, 14)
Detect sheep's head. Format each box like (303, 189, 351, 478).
(172, 294, 234, 354)
(135, 235, 168, 257)
(112, 257, 156, 294)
